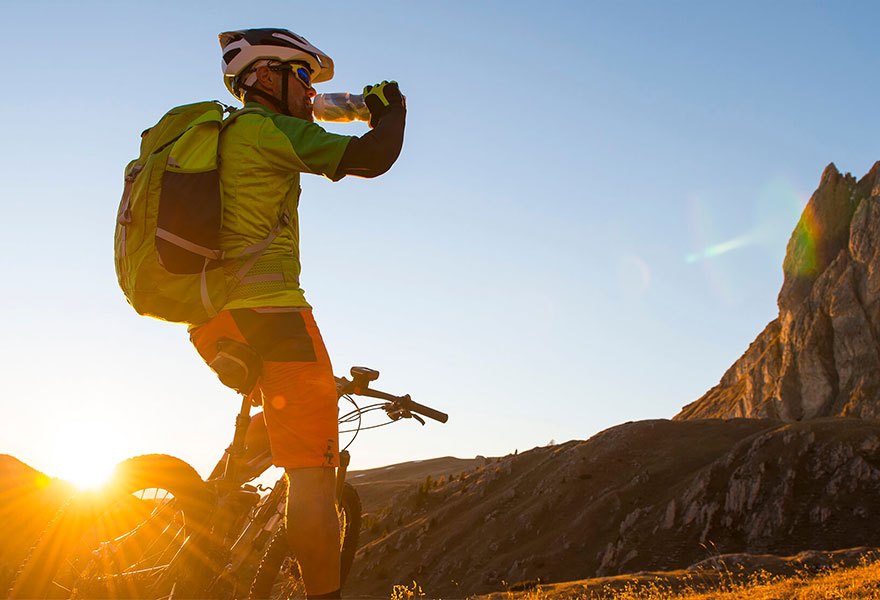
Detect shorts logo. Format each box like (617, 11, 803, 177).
(324, 439, 335, 466)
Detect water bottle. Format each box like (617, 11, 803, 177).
(313, 93, 370, 123)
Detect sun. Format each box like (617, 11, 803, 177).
(51, 427, 125, 490)
(63, 458, 117, 490)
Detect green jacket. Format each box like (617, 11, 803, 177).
(219, 103, 351, 310)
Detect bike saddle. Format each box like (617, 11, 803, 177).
(209, 338, 263, 395)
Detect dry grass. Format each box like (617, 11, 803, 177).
(472, 557, 880, 600)
(584, 566, 880, 599)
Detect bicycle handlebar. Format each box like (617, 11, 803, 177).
(402, 396, 449, 423)
(335, 376, 449, 424)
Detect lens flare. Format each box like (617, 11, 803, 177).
(686, 177, 805, 265)
(783, 200, 819, 278)
(685, 234, 754, 263)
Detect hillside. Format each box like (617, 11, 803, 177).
(345, 418, 880, 597)
(0, 456, 74, 590)
(6, 428, 880, 599)
(349, 456, 483, 516)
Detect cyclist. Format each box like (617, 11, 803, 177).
(189, 28, 406, 600)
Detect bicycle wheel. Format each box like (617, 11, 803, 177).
(247, 482, 362, 599)
(8, 454, 212, 599)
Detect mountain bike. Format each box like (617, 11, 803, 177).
(8, 364, 447, 599)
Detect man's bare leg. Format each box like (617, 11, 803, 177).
(286, 466, 341, 597)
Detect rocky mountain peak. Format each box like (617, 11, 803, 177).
(677, 161, 880, 421)
(777, 163, 861, 314)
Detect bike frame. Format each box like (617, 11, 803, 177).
(202, 387, 353, 590)
(158, 369, 447, 596)
(185, 374, 372, 595)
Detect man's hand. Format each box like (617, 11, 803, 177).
(363, 81, 404, 128)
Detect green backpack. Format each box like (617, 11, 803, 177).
(114, 101, 284, 325)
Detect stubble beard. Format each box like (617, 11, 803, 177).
(290, 96, 314, 122)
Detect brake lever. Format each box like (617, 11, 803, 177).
(384, 404, 404, 421)
(384, 403, 425, 425)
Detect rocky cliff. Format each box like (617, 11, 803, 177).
(677, 162, 880, 420)
(345, 418, 880, 597)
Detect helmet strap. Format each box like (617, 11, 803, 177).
(237, 62, 297, 115)
(280, 64, 290, 116)
(239, 83, 291, 116)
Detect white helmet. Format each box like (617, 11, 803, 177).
(219, 28, 334, 100)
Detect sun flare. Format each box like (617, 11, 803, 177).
(64, 459, 116, 490)
(51, 427, 125, 490)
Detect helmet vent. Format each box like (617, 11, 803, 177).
(223, 48, 242, 64)
(272, 31, 305, 46)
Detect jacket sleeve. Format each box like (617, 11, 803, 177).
(332, 105, 406, 180)
(261, 113, 352, 179)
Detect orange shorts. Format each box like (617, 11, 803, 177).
(190, 308, 339, 469)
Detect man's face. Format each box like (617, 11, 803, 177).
(276, 68, 315, 121)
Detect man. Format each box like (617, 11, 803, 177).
(189, 28, 406, 599)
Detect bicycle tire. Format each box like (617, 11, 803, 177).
(247, 482, 362, 599)
(8, 454, 212, 599)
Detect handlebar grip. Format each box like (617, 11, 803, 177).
(407, 399, 448, 423)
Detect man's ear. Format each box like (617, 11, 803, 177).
(254, 65, 274, 91)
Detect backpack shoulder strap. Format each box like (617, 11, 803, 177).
(221, 106, 266, 130)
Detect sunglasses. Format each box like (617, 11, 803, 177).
(268, 62, 312, 89)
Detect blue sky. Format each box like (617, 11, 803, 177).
(1, 1, 878, 484)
